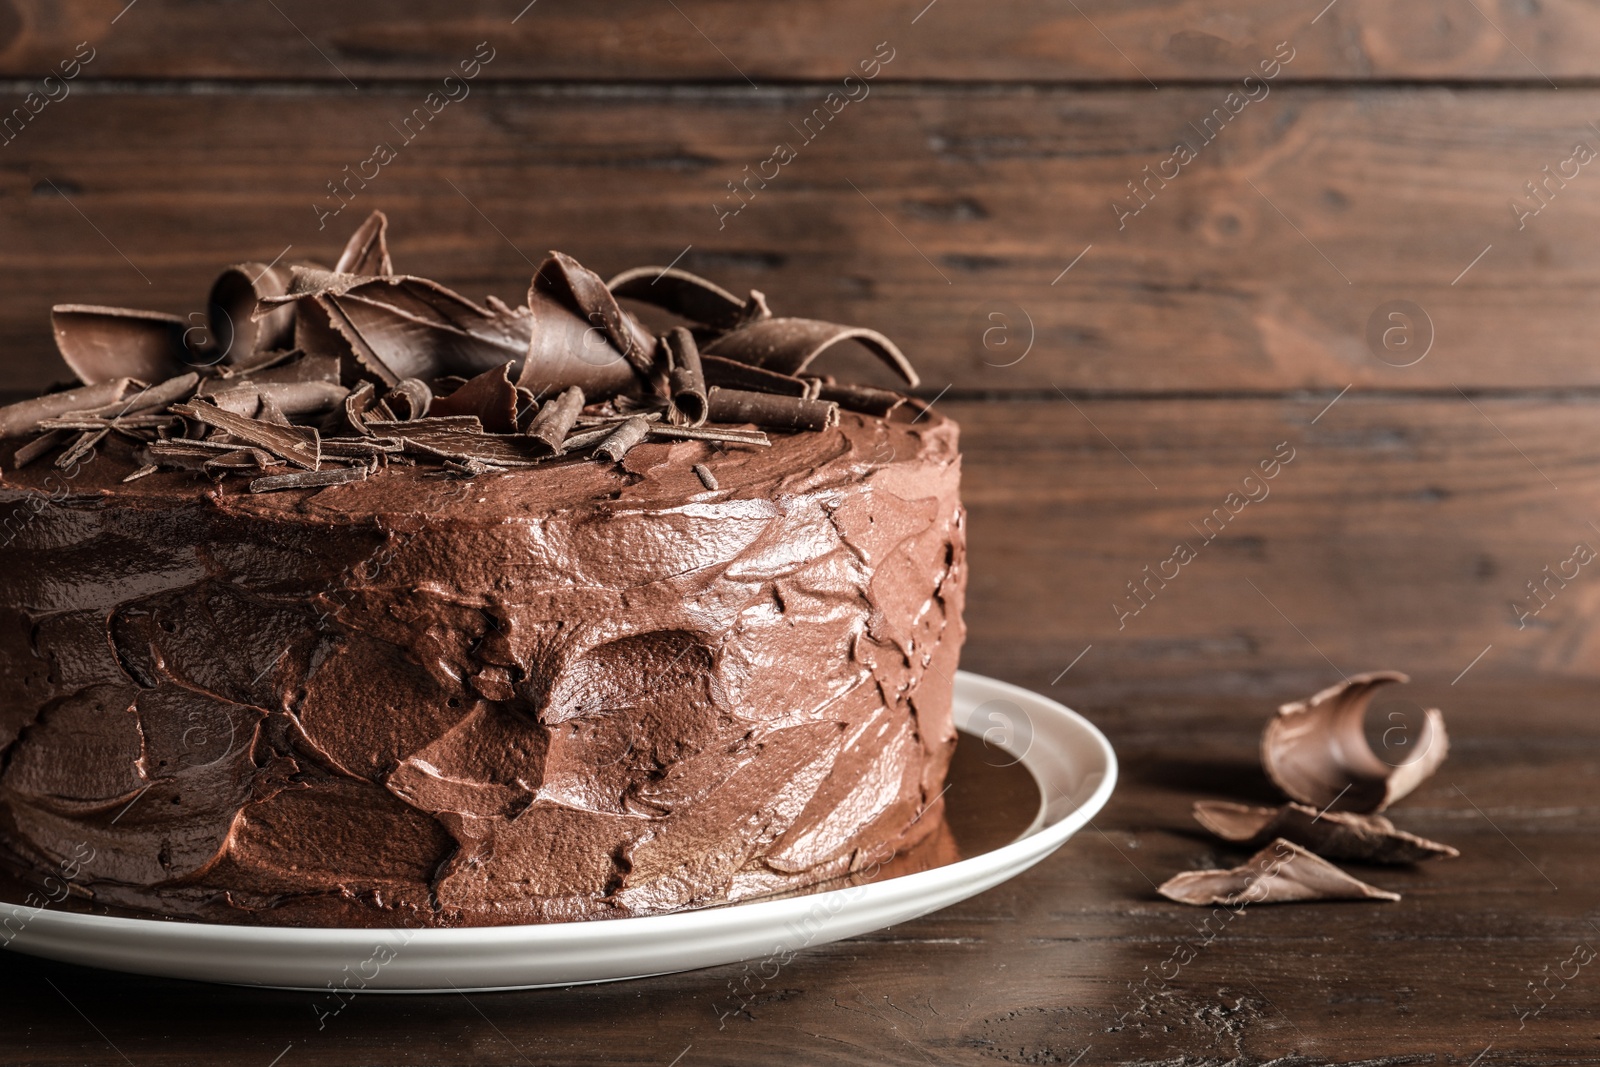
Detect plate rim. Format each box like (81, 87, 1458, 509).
(0, 671, 1116, 967)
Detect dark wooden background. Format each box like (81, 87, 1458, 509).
(2, 1, 1598, 1063)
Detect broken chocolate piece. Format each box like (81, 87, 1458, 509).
(703, 317, 919, 388)
(429, 364, 517, 433)
(0, 379, 138, 438)
(692, 463, 718, 490)
(699, 354, 810, 397)
(665, 327, 708, 427)
(249, 466, 368, 493)
(1263, 671, 1449, 814)
(1158, 838, 1401, 906)
(172, 399, 322, 470)
(526, 385, 584, 454)
(51, 305, 188, 385)
(1192, 801, 1458, 864)
(335, 210, 395, 277)
(706, 387, 838, 431)
(607, 264, 759, 331)
(593, 416, 650, 463)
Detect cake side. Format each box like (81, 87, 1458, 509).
(0, 410, 964, 926)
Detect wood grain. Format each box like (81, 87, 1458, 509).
(1, 87, 1597, 394)
(0, 0, 1595, 83)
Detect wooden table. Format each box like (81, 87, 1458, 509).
(3, 0, 1598, 1061)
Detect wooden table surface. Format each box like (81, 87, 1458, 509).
(2, 1, 1598, 1062)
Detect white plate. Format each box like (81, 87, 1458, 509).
(0, 671, 1115, 991)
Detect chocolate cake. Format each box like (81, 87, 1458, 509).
(0, 214, 965, 927)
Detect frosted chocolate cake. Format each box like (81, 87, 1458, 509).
(0, 213, 965, 927)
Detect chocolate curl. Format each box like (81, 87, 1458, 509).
(344, 380, 375, 437)
(533, 252, 655, 372)
(116, 372, 200, 415)
(207, 381, 348, 419)
(429, 364, 519, 433)
(172, 399, 322, 470)
(703, 317, 919, 388)
(1193, 801, 1459, 864)
(1158, 839, 1401, 906)
(525, 385, 584, 454)
(1262, 671, 1449, 814)
(692, 463, 718, 490)
(593, 416, 650, 463)
(665, 327, 708, 427)
(14, 430, 68, 468)
(699, 354, 809, 397)
(335, 210, 395, 277)
(519, 290, 639, 399)
(606, 265, 761, 331)
(0, 378, 138, 438)
(261, 269, 533, 386)
(706, 387, 838, 431)
(387, 378, 433, 422)
(51, 306, 188, 385)
(813, 381, 905, 416)
(250, 466, 368, 494)
(199, 262, 297, 367)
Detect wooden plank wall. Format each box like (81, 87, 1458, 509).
(0, 0, 1591, 700)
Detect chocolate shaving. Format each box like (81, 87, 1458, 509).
(364, 416, 484, 434)
(664, 327, 708, 427)
(699, 354, 810, 397)
(321, 437, 403, 459)
(13, 430, 67, 468)
(533, 253, 654, 371)
(1263, 671, 1449, 814)
(429, 364, 517, 433)
(116, 373, 200, 415)
(55, 428, 106, 469)
(122, 463, 158, 483)
(0, 379, 138, 438)
(397, 430, 547, 468)
(526, 385, 584, 454)
(593, 416, 650, 463)
(647, 425, 769, 447)
(813, 381, 905, 416)
(703, 317, 919, 388)
(203, 447, 282, 476)
(201, 263, 298, 366)
(344, 380, 375, 436)
(1193, 801, 1459, 864)
(706, 387, 838, 431)
(606, 264, 761, 331)
(51, 305, 188, 385)
(335, 210, 395, 277)
(249, 466, 368, 494)
(172, 400, 322, 470)
(262, 269, 535, 386)
(386, 378, 433, 422)
(1158, 839, 1401, 906)
(693, 463, 718, 490)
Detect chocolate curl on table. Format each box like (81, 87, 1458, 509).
(593, 416, 650, 463)
(51, 306, 190, 385)
(1192, 801, 1458, 864)
(1262, 671, 1449, 814)
(0, 378, 140, 437)
(335, 210, 395, 277)
(703, 317, 919, 389)
(1159, 839, 1401, 906)
(533, 252, 655, 372)
(429, 364, 519, 433)
(606, 265, 766, 332)
(526, 385, 585, 454)
(664, 328, 708, 427)
(260, 269, 534, 387)
(172, 399, 322, 470)
(706, 387, 838, 431)
(386, 378, 433, 422)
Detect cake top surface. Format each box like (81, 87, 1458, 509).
(0, 211, 933, 499)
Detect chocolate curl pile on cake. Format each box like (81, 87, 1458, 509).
(6, 211, 920, 490)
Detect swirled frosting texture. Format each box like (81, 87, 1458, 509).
(0, 410, 964, 926)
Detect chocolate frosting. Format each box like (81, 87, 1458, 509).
(0, 409, 965, 926)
